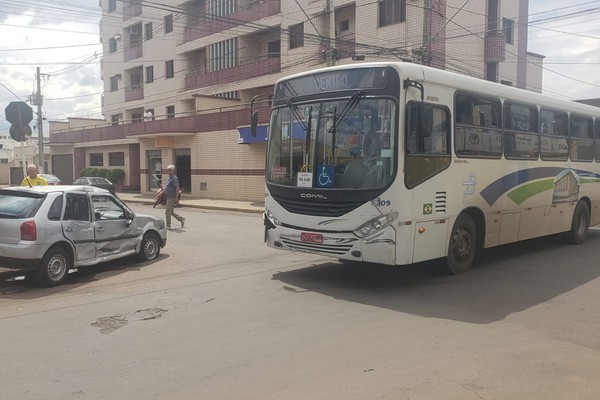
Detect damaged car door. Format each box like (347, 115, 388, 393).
(62, 193, 95, 261)
(91, 194, 137, 258)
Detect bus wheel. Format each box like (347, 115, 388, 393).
(567, 201, 590, 244)
(447, 214, 480, 275)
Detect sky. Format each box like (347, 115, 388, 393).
(0, 0, 599, 134)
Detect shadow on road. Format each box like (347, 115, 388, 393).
(272, 230, 600, 324)
(0, 254, 169, 298)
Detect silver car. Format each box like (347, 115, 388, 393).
(0, 185, 167, 287)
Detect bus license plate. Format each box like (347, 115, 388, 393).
(301, 232, 323, 244)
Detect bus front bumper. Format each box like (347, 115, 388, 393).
(265, 224, 396, 265)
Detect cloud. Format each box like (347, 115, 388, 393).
(0, 1, 103, 133)
(528, 0, 600, 99)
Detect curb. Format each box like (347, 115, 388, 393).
(122, 197, 263, 214)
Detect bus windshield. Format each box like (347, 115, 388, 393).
(266, 96, 396, 189)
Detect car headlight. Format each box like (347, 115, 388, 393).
(353, 212, 398, 238)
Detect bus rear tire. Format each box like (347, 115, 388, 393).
(447, 214, 480, 275)
(567, 201, 590, 244)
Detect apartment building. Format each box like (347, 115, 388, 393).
(49, 0, 540, 201)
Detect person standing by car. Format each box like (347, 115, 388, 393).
(21, 164, 47, 186)
(165, 164, 185, 229)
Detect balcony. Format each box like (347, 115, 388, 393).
(50, 105, 267, 145)
(184, 0, 281, 43)
(185, 55, 280, 90)
(484, 31, 506, 62)
(123, 1, 142, 21)
(125, 85, 144, 102)
(124, 44, 143, 62)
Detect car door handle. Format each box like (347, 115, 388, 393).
(97, 227, 104, 232)
(65, 226, 72, 232)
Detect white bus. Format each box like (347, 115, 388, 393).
(254, 62, 600, 274)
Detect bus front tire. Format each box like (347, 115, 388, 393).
(567, 201, 590, 244)
(447, 214, 480, 275)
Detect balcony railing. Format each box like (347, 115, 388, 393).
(185, 55, 280, 90)
(49, 105, 271, 144)
(123, 2, 142, 21)
(484, 31, 506, 62)
(124, 43, 143, 61)
(125, 85, 144, 102)
(184, 0, 281, 43)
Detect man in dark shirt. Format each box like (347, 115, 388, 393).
(165, 164, 185, 229)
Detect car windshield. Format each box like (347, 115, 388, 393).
(90, 178, 110, 184)
(0, 191, 46, 218)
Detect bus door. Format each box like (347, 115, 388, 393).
(404, 101, 452, 263)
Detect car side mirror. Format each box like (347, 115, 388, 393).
(124, 210, 134, 226)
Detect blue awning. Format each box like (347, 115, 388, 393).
(237, 125, 268, 144)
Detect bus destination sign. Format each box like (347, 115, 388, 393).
(275, 67, 390, 101)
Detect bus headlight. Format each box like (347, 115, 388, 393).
(264, 209, 280, 227)
(353, 212, 398, 238)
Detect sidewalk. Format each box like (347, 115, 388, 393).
(117, 192, 264, 214)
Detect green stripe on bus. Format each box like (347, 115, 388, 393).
(507, 179, 554, 205)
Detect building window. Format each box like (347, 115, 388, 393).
(486, 62, 497, 82)
(145, 22, 153, 40)
(164, 14, 173, 34)
(378, 0, 406, 27)
(111, 114, 120, 126)
(214, 91, 239, 99)
(165, 60, 174, 79)
(109, 37, 117, 53)
(109, 152, 125, 166)
(108, 0, 116, 12)
(208, 0, 234, 17)
(340, 20, 349, 32)
(209, 39, 237, 72)
(110, 76, 119, 92)
(503, 18, 514, 44)
(289, 23, 304, 49)
(90, 153, 104, 167)
(268, 41, 280, 58)
(146, 65, 154, 83)
(128, 23, 142, 47)
(166, 105, 175, 119)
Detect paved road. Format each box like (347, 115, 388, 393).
(2, 204, 600, 399)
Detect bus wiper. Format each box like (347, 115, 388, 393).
(284, 98, 309, 132)
(328, 89, 364, 134)
(305, 106, 312, 165)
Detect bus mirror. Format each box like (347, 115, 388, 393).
(251, 111, 258, 137)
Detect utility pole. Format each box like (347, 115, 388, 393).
(325, 0, 336, 66)
(35, 67, 45, 173)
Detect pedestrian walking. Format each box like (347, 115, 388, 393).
(165, 164, 185, 229)
(21, 164, 47, 186)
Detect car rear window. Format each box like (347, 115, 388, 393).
(0, 191, 46, 218)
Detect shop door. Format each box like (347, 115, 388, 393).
(175, 155, 191, 193)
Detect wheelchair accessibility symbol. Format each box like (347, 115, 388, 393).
(317, 165, 334, 187)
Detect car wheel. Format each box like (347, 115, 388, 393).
(138, 232, 161, 261)
(36, 247, 71, 287)
(567, 201, 589, 244)
(447, 213, 480, 275)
